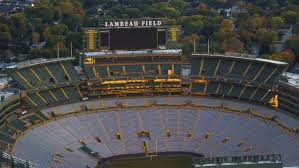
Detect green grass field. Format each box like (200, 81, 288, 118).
(100, 155, 195, 168)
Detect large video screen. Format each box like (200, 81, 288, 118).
(109, 28, 157, 50)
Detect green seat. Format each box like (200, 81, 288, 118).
(218, 83, 231, 96)
(52, 88, 66, 101)
(245, 63, 263, 81)
(63, 62, 80, 81)
(32, 66, 52, 82)
(251, 89, 267, 102)
(85, 66, 96, 80)
(126, 65, 143, 73)
(217, 59, 233, 76)
(110, 65, 123, 72)
(26, 114, 41, 124)
(28, 93, 45, 107)
(189, 58, 202, 76)
(206, 82, 218, 95)
(192, 83, 205, 92)
(63, 87, 81, 99)
(40, 91, 56, 104)
(203, 58, 218, 76)
(0, 132, 15, 144)
(144, 64, 158, 75)
(9, 119, 27, 132)
(266, 66, 284, 85)
(240, 87, 256, 100)
(96, 66, 109, 78)
(47, 63, 66, 83)
(160, 64, 172, 75)
(174, 64, 181, 75)
(8, 71, 31, 89)
(229, 85, 243, 98)
(255, 64, 274, 83)
(230, 61, 249, 77)
(19, 68, 40, 88)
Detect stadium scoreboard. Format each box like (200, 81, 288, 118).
(83, 19, 180, 51)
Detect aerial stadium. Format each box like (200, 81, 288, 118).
(0, 18, 298, 168)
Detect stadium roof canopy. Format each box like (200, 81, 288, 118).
(6, 57, 75, 69)
(84, 49, 182, 58)
(192, 53, 288, 65)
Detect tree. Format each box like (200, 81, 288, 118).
(28, 48, 55, 59)
(255, 0, 278, 9)
(43, 24, 68, 48)
(211, 31, 227, 43)
(263, 51, 295, 64)
(107, 5, 124, 17)
(31, 18, 42, 32)
(256, 28, 278, 44)
(62, 14, 84, 32)
(65, 32, 83, 49)
(25, 6, 54, 23)
(11, 13, 29, 41)
(283, 10, 298, 24)
(286, 36, 299, 61)
(271, 16, 284, 29)
(169, 0, 189, 13)
(0, 23, 11, 49)
(202, 16, 221, 37)
(44, 24, 69, 38)
(239, 29, 254, 45)
(125, 8, 141, 18)
(222, 37, 244, 52)
(180, 15, 204, 34)
(249, 16, 263, 29)
(152, 2, 180, 18)
(182, 33, 200, 45)
(181, 33, 200, 54)
(219, 19, 234, 33)
(293, 22, 299, 35)
(182, 42, 193, 56)
(32, 32, 40, 44)
(54, 2, 74, 18)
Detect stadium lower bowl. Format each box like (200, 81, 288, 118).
(12, 96, 299, 168)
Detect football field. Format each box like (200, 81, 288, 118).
(100, 155, 195, 168)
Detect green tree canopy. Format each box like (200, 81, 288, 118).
(255, 28, 278, 44)
(180, 15, 204, 34)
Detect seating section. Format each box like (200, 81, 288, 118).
(85, 63, 182, 80)
(0, 95, 20, 125)
(191, 81, 273, 104)
(0, 132, 15, 145)
(7, 59, 80, 90)
(144, 64, 159, 76)
(12, 97, 299, 168)
(192, 83, 205, 92)
(125, 65, 143, 75)
(24, 86, 82, 108)
(278, 83, 299, 116)
(160, 64, 172, 76)
(202, 58, 219, 76)
(187, 56, 287, 85)
(84, 66, 96, 80)
(9, 119, 28, 132)
(62, 62, 80, 81)
(96, 66, 109, 78)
